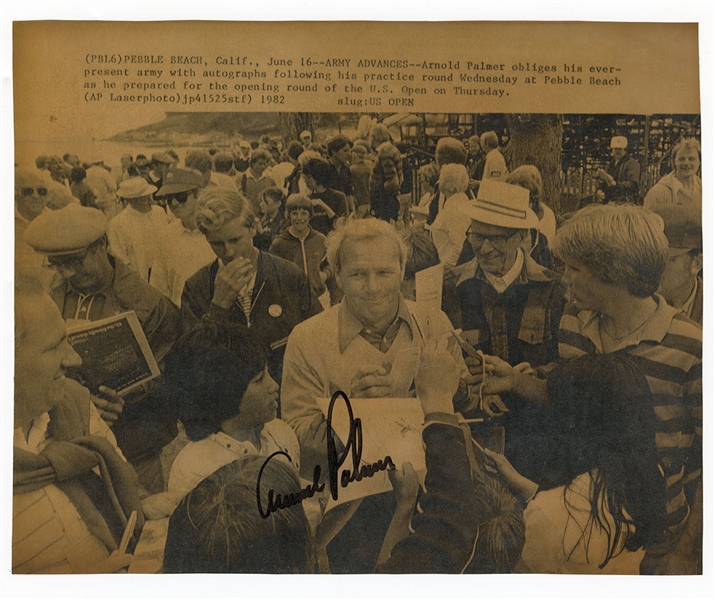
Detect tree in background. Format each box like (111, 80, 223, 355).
(279, 113, 314, 148)
(503, 114, 564, 216)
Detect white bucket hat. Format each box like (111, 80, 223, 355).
(461, 179, 539, 230)
(117, 177, 157, 199)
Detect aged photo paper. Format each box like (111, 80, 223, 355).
(4, 4, 712, 599)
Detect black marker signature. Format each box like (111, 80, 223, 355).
(257, 390, 395, 518)
(256, 451, 324, 519)
(326, 390, 395, 500)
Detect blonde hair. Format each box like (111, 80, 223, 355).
(195, 187, 254, 234)
(438, 163, 469, 196)
(326, 218, 407, 273)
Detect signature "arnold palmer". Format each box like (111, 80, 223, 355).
(257, 390, 395, 518)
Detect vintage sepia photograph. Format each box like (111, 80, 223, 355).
(4, 8, 711, 599)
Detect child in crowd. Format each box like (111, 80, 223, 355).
(147, 319, 300, 517)
(270, 193, 329, 309)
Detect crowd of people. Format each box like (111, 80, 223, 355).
(13, 121, 702, 575)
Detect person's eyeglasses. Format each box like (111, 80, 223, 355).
(466, 229, 518, 249)
(45, 251, 88, 271)
(20, 187, 48, 197)
(167, 192, 190, 206)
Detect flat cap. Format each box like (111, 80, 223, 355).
(155, 167, 204, 196)
(24, 204, 108, 256)
(151, 152, 174, 164)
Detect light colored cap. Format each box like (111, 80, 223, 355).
(117, 177, 157, 199)
(610, 136, 628, 149)
(461, 179, 539, 230)
(300, 130, 312, 139)
(24, 204, 108, 255)
(151, 152, 174, 164)
(239, 141, 251, 149)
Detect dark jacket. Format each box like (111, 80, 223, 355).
(456, 254, 566, 369)
(377, 414, 487, 573)
(180, 252, 322, 380)
(600, 153, 641, 203)
(269, 227, 327, 297)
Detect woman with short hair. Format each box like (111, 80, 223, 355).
(644, 138, 701, 211)
(429, 163, 472, 270)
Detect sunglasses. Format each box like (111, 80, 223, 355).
(466, 229, 518, 249)
(167, 192, 190, 205)
(45, 250, 88, 271)
(20, 187, 48, 197)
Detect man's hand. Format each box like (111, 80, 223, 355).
(211, 257, 255, 309)
(91, 386, 125, 425)
(350, 364, 392, 398)
(481, 394, 509, 418)
(415, 341, 461, 415)
(464, 353, 515, 396)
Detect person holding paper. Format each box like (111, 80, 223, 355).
(13, 274, 143, 574)
(164, 342, 524, 574)
(24, 204, 182, 492)
(281, 218, 467, 573)
(24, 204, 181, 368)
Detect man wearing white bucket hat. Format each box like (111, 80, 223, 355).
(108, 177, 170, 283)
(456, 180, 566, 478)
(596, 135, 641, 204)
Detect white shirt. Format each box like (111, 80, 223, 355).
(483, 148, 508, 180)
(13, 395, 126, 573)
(107, 204, 170, 282)
(149, 219, 216, 306)
(167, 419, 300, 511)
(430, 192, 472, 269)
(484, 248, 524, 293)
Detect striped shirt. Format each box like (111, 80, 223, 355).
(558, 295, 702, 533)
